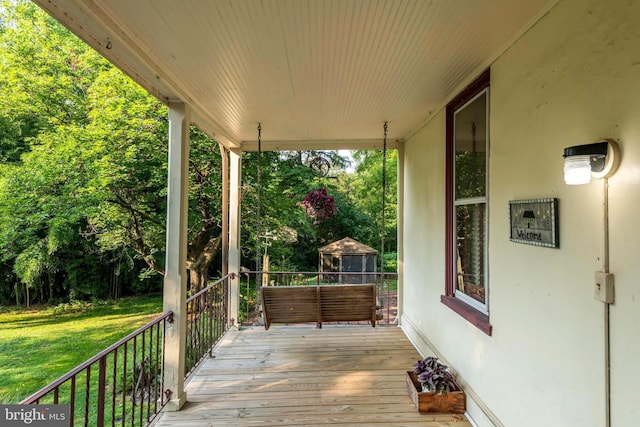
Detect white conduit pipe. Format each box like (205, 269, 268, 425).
(603, 177, 611, 427)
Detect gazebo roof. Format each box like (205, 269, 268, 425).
(318, 237, 378, 255)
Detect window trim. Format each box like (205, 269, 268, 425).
(443, 69, 492, 336)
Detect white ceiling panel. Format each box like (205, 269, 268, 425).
(33, 0, 557, 150)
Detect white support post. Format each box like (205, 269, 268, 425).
(396, 142, 405, 325)
(228, 149, 242, 327)
(162, 102, 190, 411)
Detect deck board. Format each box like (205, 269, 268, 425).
(153, 326, 471, 426)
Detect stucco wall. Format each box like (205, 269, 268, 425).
(401, 0, 640, 426)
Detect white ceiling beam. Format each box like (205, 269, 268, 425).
(240, 139, 402, 152)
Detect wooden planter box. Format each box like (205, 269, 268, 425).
(406, 371, 466, 414)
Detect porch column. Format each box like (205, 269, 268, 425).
(228, 149, 242, 327)
(397, 142, 405, 324)
(220, 143, 229, 277)
(162, 102, 190, 411)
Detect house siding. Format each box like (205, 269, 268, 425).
(401, 0, 640, 425)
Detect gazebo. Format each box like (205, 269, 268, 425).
(319, 237, 377, 284)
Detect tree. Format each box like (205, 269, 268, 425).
(0, 125, 120, 302)
(240, 150, 372, 271)
(348, 149, 398, 254)
(0, 1, 117, 303)
(0, 1, 226, 302)
(81, 67, 225, 295)
(0, 0, 107, 163)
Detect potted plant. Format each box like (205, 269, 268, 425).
(406, 356, 465, 413)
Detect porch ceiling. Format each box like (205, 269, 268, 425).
(34, 0, 556, 151)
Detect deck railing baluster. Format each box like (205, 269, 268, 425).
(70, 375, 76, 426)
(111, 350, 117, 427)
(122, 341, 127, 426)
(139, 332, 145, 427)
(97, 356, 106, 426)
(161, 319, 167, 407)
(153, 321, 160, 414)
(84, 366, 90, 427)
(147, 325, 153, 423)
(131, 335, 137, 427)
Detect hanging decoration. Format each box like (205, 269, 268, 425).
(309, 156, 331, 177)
(302, 187, 337, 220)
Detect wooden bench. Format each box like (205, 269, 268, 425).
(261, 284, 377, 330)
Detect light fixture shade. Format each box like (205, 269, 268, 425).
(564, 155, 592, 185)
(563, 139, 620, 185)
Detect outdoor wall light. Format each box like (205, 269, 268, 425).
(563, 139, 620, 185)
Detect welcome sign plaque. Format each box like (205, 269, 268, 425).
(509, 198, 559, 248)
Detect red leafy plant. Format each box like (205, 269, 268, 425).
(301, 188, 337, 220)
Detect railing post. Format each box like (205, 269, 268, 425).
(162, 102, 190, 411)
(96, 356, 106, 426)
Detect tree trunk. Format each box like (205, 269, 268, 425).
(186, 234, 222, 295)
(188, 268, 208, 296)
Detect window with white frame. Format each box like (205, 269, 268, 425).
(453, 89, 488, 312)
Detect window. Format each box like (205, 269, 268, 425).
(442, 70, 492, 335)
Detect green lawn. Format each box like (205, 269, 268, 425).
(0, 295, 163, 404)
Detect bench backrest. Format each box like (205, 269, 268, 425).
(261, 284, 377, 329)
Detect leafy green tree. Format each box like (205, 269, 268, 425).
(81, 68, 169, 278)
(0, 1, 114, 303)
(0, 125, 117, 302)
(0, 0, 107, 163)
(241, 151, 372, 271)
(0, 1, 225, 302)
(348, 149, 398, 254)
(76, 66, 225, 295)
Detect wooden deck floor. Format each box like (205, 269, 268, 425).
(154, 326, 471, 426)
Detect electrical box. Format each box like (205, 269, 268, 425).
(594, 271, 614, 304)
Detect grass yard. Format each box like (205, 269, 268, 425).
(0, 295, 162, 404)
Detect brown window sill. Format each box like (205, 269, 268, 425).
(441, 295, 492, 336)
